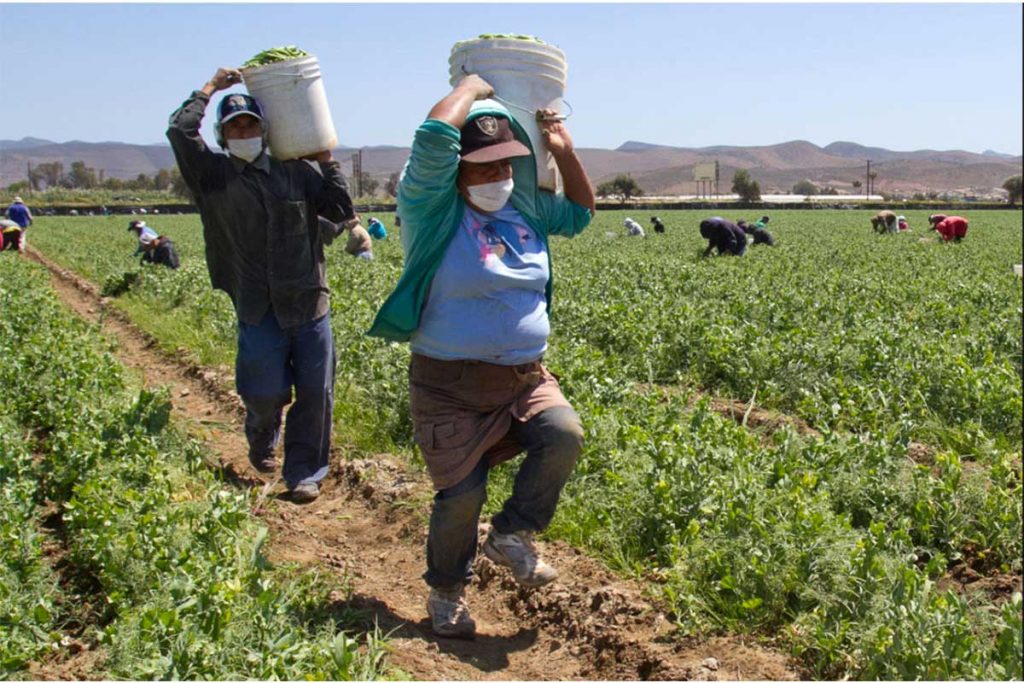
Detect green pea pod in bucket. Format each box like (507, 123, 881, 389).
(240, 47, 338, 161)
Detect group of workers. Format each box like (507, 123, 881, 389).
(122, 213, 387, 271)
(698, 215, 775, 256)
(870, 210, 969, 241)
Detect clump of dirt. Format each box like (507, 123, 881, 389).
(937, 561, 1023, 605)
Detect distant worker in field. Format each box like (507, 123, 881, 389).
(624, 216, 645, 237)
(128, 220, 180, 269)
(0, 219, 24, 253)
(928, 214, 969, 242)
(342, 216, 374, 260)
(5, 196, 32, 251)
(870, 210, 899, 234)
(368, 74, 595, 640)
(738, 215, 775, 246)
(367, 216, 388, 240)
(700, 216, 747, 257)
(167, 66, 355, 503)
(650, 216, 666, 234)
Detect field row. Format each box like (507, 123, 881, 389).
(0, 254, 388, 680)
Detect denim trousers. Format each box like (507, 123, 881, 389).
(235, 310, 335, 488)
(424, 405, 584, 589)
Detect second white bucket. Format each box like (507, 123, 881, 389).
(449, 37, 567, 191)
(242, 55, 338, 161)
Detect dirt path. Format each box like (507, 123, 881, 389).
(27, 247, 802, 681)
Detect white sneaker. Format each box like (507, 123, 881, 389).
(427, 586, 476, 639)
(482, 529, 558, 587)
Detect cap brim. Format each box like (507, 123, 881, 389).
(220, 110, 263, 125)
(461, 140, 531, 164)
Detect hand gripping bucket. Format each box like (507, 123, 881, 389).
(241, 55, 338, 160)
(449, 38, 568, 191)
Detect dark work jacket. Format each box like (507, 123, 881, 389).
(167, 90, 354, 328)
(700, 217, 747, 255)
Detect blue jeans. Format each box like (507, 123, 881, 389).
(236, 310, 335, 488)
(424, 405, 583, 589)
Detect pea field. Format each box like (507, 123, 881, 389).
(5, 208, 1023, 679)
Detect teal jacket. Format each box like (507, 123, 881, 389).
(367, 100, 592, 341)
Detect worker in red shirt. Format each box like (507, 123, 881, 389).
(928, 214, 969, 242)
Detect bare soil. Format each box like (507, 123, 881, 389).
(25, 247, 803, 680)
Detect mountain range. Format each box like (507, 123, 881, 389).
(2, 136, 1020, 196)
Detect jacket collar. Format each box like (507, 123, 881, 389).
(230, 150, 271, 175)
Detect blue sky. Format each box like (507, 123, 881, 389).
(0, 3, 1021, 154)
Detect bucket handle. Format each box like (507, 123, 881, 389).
(459, 64, 573, 121)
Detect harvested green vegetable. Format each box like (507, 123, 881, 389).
(242, 45, 310, 68)
(456, 34, 546, 45)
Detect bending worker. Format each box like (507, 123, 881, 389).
(368, 74, 595, 639)
(700, 216, 747, 256)
(128, 220, 180, 269)
(624, 216, 645, 237)
(928, 214, 969, 242)
(871, 210, 898, 234)
(738, 216, 775, 246)
(167, 66, 355, 503)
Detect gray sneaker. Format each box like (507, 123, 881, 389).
(427, 586, 476, 639)
(482, 529, 558, 587)
(290, 481, 320, 503)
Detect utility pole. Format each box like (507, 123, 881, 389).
(866, 159, 871, 198)
(26, 162, 32, 195)
(351, 151, 363, 198)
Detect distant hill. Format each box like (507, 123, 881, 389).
(1, 135, 1020, 197)
(0, 137, 57, 151)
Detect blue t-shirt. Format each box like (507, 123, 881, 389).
(411, 204, 550, 365)
(6, 203, 31, 228)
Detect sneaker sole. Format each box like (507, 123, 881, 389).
(482, 541, 558, 588)
(430, 624, 477, 640)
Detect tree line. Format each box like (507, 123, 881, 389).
(12, 161, 404, 202)
(11, 161, 1022, 206)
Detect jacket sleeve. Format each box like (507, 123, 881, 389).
(534, 190, 592, 238)
(318, 216, 346, 247)
(396, 119, 461, 255)
(166, 91, 221, 195)
(308, 160, 354, 224)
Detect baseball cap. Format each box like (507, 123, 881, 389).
(460, 115, 530, 163)
(217, 93, 264, 125)
(128, 220, 146, 231)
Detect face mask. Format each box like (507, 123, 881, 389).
(226, 136, 264, 163)
(466, 177, 514, 213)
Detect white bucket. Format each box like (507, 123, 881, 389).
(242, 55, 337, 161)
(1014, 264, 1023, 277)
(449, 38, 567, 191)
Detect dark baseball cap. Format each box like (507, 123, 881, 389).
(460, 115, 531, 163)
(218, 93, 264, 125)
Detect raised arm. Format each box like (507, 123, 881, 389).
(426, 75, 495, 127)
(537, 108, 595, 214)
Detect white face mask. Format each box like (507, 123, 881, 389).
(226, 136, 264, 163)
(466, 177, 514, 213)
